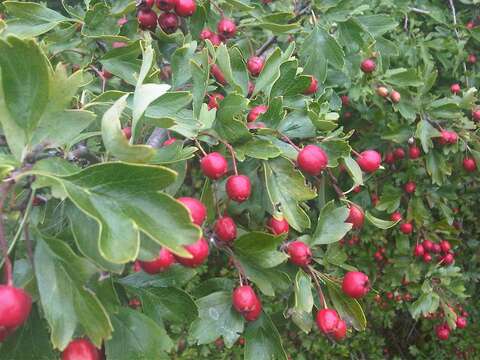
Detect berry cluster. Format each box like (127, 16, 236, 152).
(413, 239, 454, 265)
(137, 0, 197, 33)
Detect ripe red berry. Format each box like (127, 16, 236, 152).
(413, 244, 425, 257)
(200, 28, 213, 41)
(267, 216, 289, 235)
(101, 69, 113, 79)
(226, 175, 251, 202)
(178, 197, 207, 225)
(156, 0, 176, 11)
(360, 59, 376, 73)
(174, 237, 209, 267)
(346, 203, 365, 230)
(247, 56, 264, 77)
(399, 222, 413, 234)
(122, 127, 132, 140)
(441, 253, 454, 265)
(163, 138, 176, 146)
(435, 324, 450, 341)
(450, 83, 461, 94)
(0, 286, 32, 328)
(175, 0, 196, 17)
(431, 243, 441, 254)
(386, 292, 394, 300)
(374, 251, 383, 262)
(62, 339, 101, 360)
(333, 319, 347, 341)
(409, 146, 421, 159)
(377, 86, 389, 97)
(209, 33, 222, 46)
(466, 21, 475, 30)
(463, 157, 477, 172)
(439, 240, 451, 254)
(390, 212, 402, 222)
(211, 64, 226, 85)
(467, 54, 477, 64)
(287, 241, 312, 266)
(356, 150, 381, 173)
(297, 145, 328, 176)
(158, 12, 179, 34)
(243, 296, 262, 321)
(247, 105, 268, 122)
(137, 9, 158, 30)
(456, 316, 467, 329)
(207, 93, 224, 110)
(389, 90, 401, 103)
(304, 76, 318, 95)
(201, 152, 228, 180)
(393, 147, 405, 160)
(139, 248, 175, 274)
(340, 95, 349, 107)
(384, 152, 395, 165)
(472, 109, 480, 121)
(422, 252, 432, 263)
(232, 285, 258, 313)
(342, 271, 370, 299)
(316, 309, 340, 335)
(217, 18, 236, 39)
(144, 0, 155, 7)
(404, 181, 416, 194)
(214, 216, 237, 242)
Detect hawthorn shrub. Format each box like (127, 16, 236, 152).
(0, 0, 479, 359)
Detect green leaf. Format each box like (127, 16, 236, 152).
(235, 138, 282, 161)
(410, 293, 439, 318)
(264, 158, 317, 232)
(172, 41, 197, 89)
(244, 313, 287, 360)
(190, 49, 209, 118)
(189, 291, 244, 348)
(343, 156, 363, 186)
(426, 151, 451, 186)
(415, 120, 441, 153)
(214, 93, 251, 144)
(30, 162, 201, 263)
(81, 3, 119, 38)
(356, 14, 398, 36)
(271, 59, 311, 98)
(102, 95, 156, 162)
(325, 278, 366, 331)
(384, 68, 423, 87)
(294, 269, 313, 313)
(234, 232, 288, 268)
(100, 41, 142, 85)
(365, 211, 398, 229)
(34, 236, 112, 350)
(311, 201, 352, 245)
(118, 265, 197, 288)
(215, 44, 247, 94)
(375, 186, 401, 213)
(106, 308, 173, 359)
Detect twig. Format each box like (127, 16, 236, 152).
(326, 169, 346, 199)
(409, 7, 430, 15)
(307, 266, 328, 309)
(0, 181, 15, 286)
(447, 0, 469, 87)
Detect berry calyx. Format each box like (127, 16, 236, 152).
(390, 212, 402, 222)
(139, 248, 175, 274)
(316, 309, 340, 335)
(175, 0, 196, 17)
(399, 222, 413, 234)
(356, 150, 381, 173)
(297, 145, 328, 176)
(0, 285, 32, 328)
(217, 18, 236, 39)
(360, 59, 376, 73)
(304, 76, 318, 95)
(409, 146, 421, 159)
(404, 181, 416, 194)
(267, 216, 289, 235)
(450, 83, 461, 94)
(174, 237, 209, 267)
(463, 157, 477, 172)
(346, 203, 365, 230)
(178, 197, 207, 225)
(286, 241, 312, 267)
(61, 338, 101, 360)
(226, 175, 251, 203)
(158, 12, 179, 34)
(201, 152, 228, 180)
(247, 105, 268, 122)
(156, 0, 176, 11)
(137, 9, 158, 30)
(214, 216, 237, 242)
(342, 271, 370, 299)
(247, 56, 264, 77)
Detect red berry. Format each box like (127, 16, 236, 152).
(435, 324, 450, 341)
(342, 271, 370, 299)
(399, 222, 413, 234)
(466, 21, 475, 30)
(122, 127, 132, 140)
(467, 54, 477, 64)
(61, 339, 101, 360)
(431, 243, 441, 254)
(156, 0, 176, 11)
(386, 292, 394, 300)
(267, 216, 289, 235)
(450, 83, 461, 94)
(393, 147, 405, 160)
(463, 157, 477, 172)
(175, 0, 196, 17)
(174, 237, 209, 267)
(209, 33, 222, 46)
(297, 145, 328, 176)
(409, 146, 421, 159)
(360, 59, 376, 73)
(217, 18, 236, 38)
(117, 17, 128, 26)
(472, 109, 480, 121)
(247, 81, 255, 97)
(377, 86, 389, 97)
(200, 28, 214, 41)
(178, 197, 207, 225)
(101, 69, 113, 79)
(214, 216, 237, 242)
(247, 56, 264, 77)
(333, 319, 347, 341)
(226, 175, 251, 202)
(356, 150, 381, 173)
(232, 285, 258, 313)
(247, 105, 268, 122)
(404, 181, 416, 194)
(139, 248, 175, 274)
(340, 95, 349, 107)
(0, 286, 32, 328)
(158, 12, 179, 34)
(144, 0, 155, 7)
(403, 293, 412, 302)
(163, 138, 176, 146)
(422, 239, 433, 252)
(243, 296, 262, 321)
(201, 152, 228, 180)
(287, 241, 312, 266)
(413, 244, 425, 257)
(422, 252, 432, 263)
(112, 42, 127, 48)
(441, 253, 454, 265)
(129, 298, 141, 309)
(456, 316, 467, 329)
(304, 76, 318, 95)
(374, 251, 383, 262)
(137, 9, 158, 30)
(384, 152, 395, 165)
(247, 122, 265, 130)
(316, 309, 340, 335)
(207, 93, 224, 110)
(389, 90, 401, 103)
(390, 212, 402, 222)
(346, 203, 364, 230)
(371, 193, 379, 206)
(211, 64, 226, 85)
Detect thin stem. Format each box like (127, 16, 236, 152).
(307, 266, 328, 309)
(222, 142, 238, 175)
(447, 0, 469, 87)
(326, 169, 346, 199)
(0, 181, 15, 286)
(280, 133, 301, 152)
(194, 138, 207, 156)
